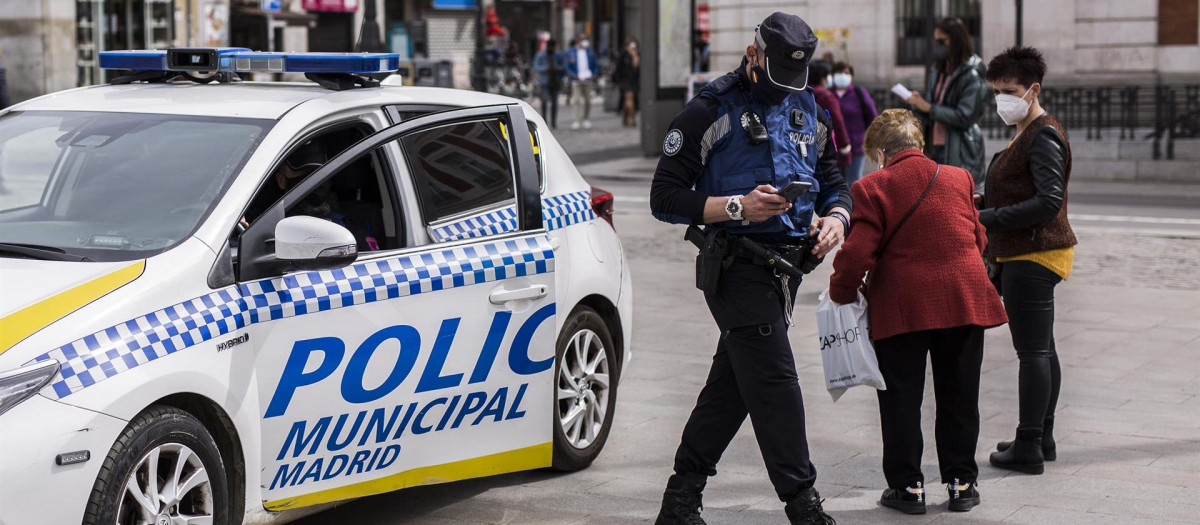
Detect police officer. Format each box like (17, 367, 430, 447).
(649, 12, 851, 525)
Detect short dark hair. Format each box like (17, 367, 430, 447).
(833, 61, 853, 75)
(986, 46, 1047, 88)
(808, 60, 832, 86)
(935, 17, 973, 71)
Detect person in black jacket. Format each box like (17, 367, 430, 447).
(907, 18, 988, 192)
(976, 46, 1076, 475)
(613, 37, 640, 127)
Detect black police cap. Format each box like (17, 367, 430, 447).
(754, 12, 819, 92)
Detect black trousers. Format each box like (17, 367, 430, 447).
(541, 86, 560, 128)
(1000, 261, 1063, 435)
(874, 325, 985, 489)
(673, 261, 816, 502)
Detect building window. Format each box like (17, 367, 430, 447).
(1159, 0, 1199, 45)
(896, 0, 981, 66)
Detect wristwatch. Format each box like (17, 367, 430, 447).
(725, 195, 745, 223)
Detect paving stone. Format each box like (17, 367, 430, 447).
(1074, 463, 1198, 488)
(1004, 505, 1195, 525)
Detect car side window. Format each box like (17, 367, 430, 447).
(244, 124, 404, 253)
(401, 119, 516, 225)
(528, 120, 546, 192)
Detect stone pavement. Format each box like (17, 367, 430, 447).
(299, 117, 1200, 525)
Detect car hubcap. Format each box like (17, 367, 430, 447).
(557, 328, 610, 449)
(116, 443, 213, 525)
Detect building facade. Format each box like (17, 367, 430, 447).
(702, 0, 1200, 87)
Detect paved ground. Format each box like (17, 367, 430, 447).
(299, 115, 1200, 524)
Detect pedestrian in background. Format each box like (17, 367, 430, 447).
(907, 17, 988, 192)
(534, 39, 566, 128)
(832, 62, 878, 185)
(566, 35, 598, 130)
(979, 46, 1076, 476)
(0, 45, 9, 111)
(614, 37, 640, 127)
(828, 109, 1007, 515)
(0, 45, 9, 195)
(808, 60, 853, 168)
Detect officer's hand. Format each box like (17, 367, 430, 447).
(809, 215, 845, 257)
(742, 185, 792, 222)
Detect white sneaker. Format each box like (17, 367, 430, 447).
(583, 120, 592, 129)
(571, 122, 581, 130)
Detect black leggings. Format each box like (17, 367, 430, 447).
(1000, 261, 1063, 436)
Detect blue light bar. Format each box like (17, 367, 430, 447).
(98, 48, 399, 75)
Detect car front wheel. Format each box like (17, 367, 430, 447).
(552, 306, 618, 471)
(84, 405, 230, 525)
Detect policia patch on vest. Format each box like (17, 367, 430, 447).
(664, 129, 683, 156)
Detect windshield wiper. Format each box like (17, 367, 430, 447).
(0, 243, 93, 262)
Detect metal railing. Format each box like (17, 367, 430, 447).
(868, 83, 1200, 160)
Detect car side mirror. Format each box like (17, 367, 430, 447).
(274, 215, 357, 271)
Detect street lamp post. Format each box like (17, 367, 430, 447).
(357, 0, 385, 53)
(1015, 0, 1023, 47)
(471, 2, 487, 91)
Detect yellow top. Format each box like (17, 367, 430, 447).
(997, 246, 1075, 280)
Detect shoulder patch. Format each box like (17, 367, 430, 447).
(663, 129, 684, 156)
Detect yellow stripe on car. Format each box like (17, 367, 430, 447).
(0, 261, 145, 355)
(263, 442, 552, 511)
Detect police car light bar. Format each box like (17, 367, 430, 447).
(98, 48, 400, 75)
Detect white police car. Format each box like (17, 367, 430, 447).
(0, 48, 631, 525)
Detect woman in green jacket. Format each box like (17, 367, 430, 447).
(907, 17, 988, 192)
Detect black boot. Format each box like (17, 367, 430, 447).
(996, 417, 1057, 460)
(655, 473, 706, 525)
(879, 481, 925, 515)
(989, 430, 1045, 474)
(946, 478, 980, 512)
(784, 487, 836, 524)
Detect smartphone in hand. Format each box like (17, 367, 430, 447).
(778, 181, 813, 202)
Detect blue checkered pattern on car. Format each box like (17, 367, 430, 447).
(430, 191, 597, 243)
(30, 235, 555, 400)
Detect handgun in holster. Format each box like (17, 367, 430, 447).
(685, 225, 732, 294)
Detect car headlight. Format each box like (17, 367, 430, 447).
(0, 360, 61, 417)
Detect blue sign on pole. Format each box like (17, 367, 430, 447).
(262, 0, 282, 12)
(431, 0, 477, 9)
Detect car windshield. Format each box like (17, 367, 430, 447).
(0, 111, 273, 262)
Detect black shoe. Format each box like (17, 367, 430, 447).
(655, 473, 706, 525)
(784, 488, 836, 525)
(997, 418, 1057, 460)
(946, 478, 980, 512)
(879, 482, 926, 515)
(989, 432, 1045, 474)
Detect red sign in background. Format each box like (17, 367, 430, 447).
(302, 0, 358, 13)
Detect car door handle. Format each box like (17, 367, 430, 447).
(489, 284, 548, 305)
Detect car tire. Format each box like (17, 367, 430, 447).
(551, 305, 618, 471)
(83, 405, 231, 525)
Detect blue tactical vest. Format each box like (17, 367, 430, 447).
(695, 73, 823, 244)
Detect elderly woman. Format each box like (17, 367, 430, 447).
(828, 109, 1007, 515)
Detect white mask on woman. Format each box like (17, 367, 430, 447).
(832, 73, 852, 88)
(995, 86, 1036, 126)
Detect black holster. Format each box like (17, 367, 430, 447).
(685, 225, 732, 294)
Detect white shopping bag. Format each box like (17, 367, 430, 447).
(816, 290, 887, 402)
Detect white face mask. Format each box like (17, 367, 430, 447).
(832, 73, 852, 88)
(995, 87, 1036, 126)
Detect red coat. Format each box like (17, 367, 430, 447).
(813, 86, 852, 166)
(828, 149, 1007, 341)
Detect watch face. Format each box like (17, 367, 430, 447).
(726, 199, 738, 214)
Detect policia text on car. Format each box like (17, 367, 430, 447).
(649, 12, 851, 525)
